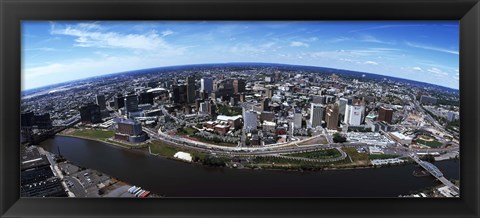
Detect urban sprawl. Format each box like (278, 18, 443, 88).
(20, 63, 460, 198)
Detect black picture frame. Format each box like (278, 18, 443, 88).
(1, 0, 479, 217)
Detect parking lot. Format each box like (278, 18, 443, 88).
(58, 162, 111, 197)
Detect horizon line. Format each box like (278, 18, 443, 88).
(22, 62, 460, 92)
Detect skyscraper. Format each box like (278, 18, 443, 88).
(377, 106, 393, 124)
(96, 94, 106, 110)
(79, 103, 102, 124)
(326, 103, 339, 130)
(186, 76, 196, 103)
(200, 77, 214, 93)
(233, 79, 246, 94)
(344, 105, 364, 126)
(265, 88, 273, 98)
(243, 108, 258, 133)
(114, 94, 125, 109)
(124, 94, 139, 116)
(294, 112, 302, 129)
(261, 98, 270, 111)
(310, 103, 325, 128)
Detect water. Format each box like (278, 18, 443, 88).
(40, 135, 460, 197)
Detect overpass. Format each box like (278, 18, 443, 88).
(409, 153, 459, 194)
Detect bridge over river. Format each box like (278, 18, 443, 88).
(409, 153, 459, 195)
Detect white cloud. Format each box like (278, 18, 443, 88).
(161, 30, 175, 37)
(412, 67, 423, 71)
(51, 23, 171, 50)
(364, 61, 379, 65)
(405, 42, 459, 55)
(427, 67, 449, 77)
(290, 41, 309, 47)
(358, 34, 394, 44)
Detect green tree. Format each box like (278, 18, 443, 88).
(333, 133, 347, 143)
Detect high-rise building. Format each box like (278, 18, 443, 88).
(326, 103, 339, 130)
(233, 79, 246, 94)
(265, 88, 273, 98)
(172, 84, 186, 104)
(377, 106, 393, 124)
(79, 103, 102, 124)
(200, 77, 214, 93)
(139, 92, 154, 104)
(261, 98, 270, 111)
(21, 111, 35, 127)
(114, 94, 125, 109)
(124, 94, 139, 117)
(186, 76, 196, 103)
(339, 98, 348, 117)
(294, 113, 302, 129)
(114, 119, 146, 143)
(96, 94, 106, 110)
(199, 101, 209, 114)
(344, 105, 364, 126)
(243, 108, 258, 133)
(310, 103, 325, 128)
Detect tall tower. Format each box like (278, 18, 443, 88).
(326, 103, 340, 130)
(310, 103, 325, 128)
(186, 76, 196, 104)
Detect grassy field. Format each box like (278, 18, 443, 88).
(342, 147, 369, 166)
(217, 104, 242, 116)
(70, 129, 115, 140)
(286, 149, 342, 159)
(414, 138, 443, 148)
(177, 127, 198, 136)
(148, 140, 207, 160)
(368, 154, 399, 160)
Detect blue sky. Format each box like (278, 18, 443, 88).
(22, 21, 459, 90)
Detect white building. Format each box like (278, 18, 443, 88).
(344, 105, 364, 126)
(310, 103, 324, 128)
(243, 108, 258, 133)
(294, 113, 302, 129)
(199, 101, 209, 114)
(200, 77, 214, 93)
(390, 132, 413, 145)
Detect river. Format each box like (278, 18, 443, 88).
(40, 135, 460, 197)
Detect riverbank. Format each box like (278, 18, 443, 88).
(57, 132, 458, 173)
(39, 135, 461, 197)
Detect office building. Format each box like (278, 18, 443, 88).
(124, 94, 139, 117)
(326, 103, 339, 130)
(233, 79, 246, 94)
(378, 106, 393, 124)
(96, 94, 106, 110)
(310, 103, 325, 128)
(114, 94, 125, 109)
(114, 119, 146, 143)
(243, 108, 258, 133)
(79, 103, 102, 124)
(186, 76, 196, 103)
(344, 105, 364, 126)
(294, 113, 302, 129)
(201, 77, 214, 93)
(262, 98, 270, 111)
(265, 88, 273, 98)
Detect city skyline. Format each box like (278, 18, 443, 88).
(22, 21, 459, 90)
